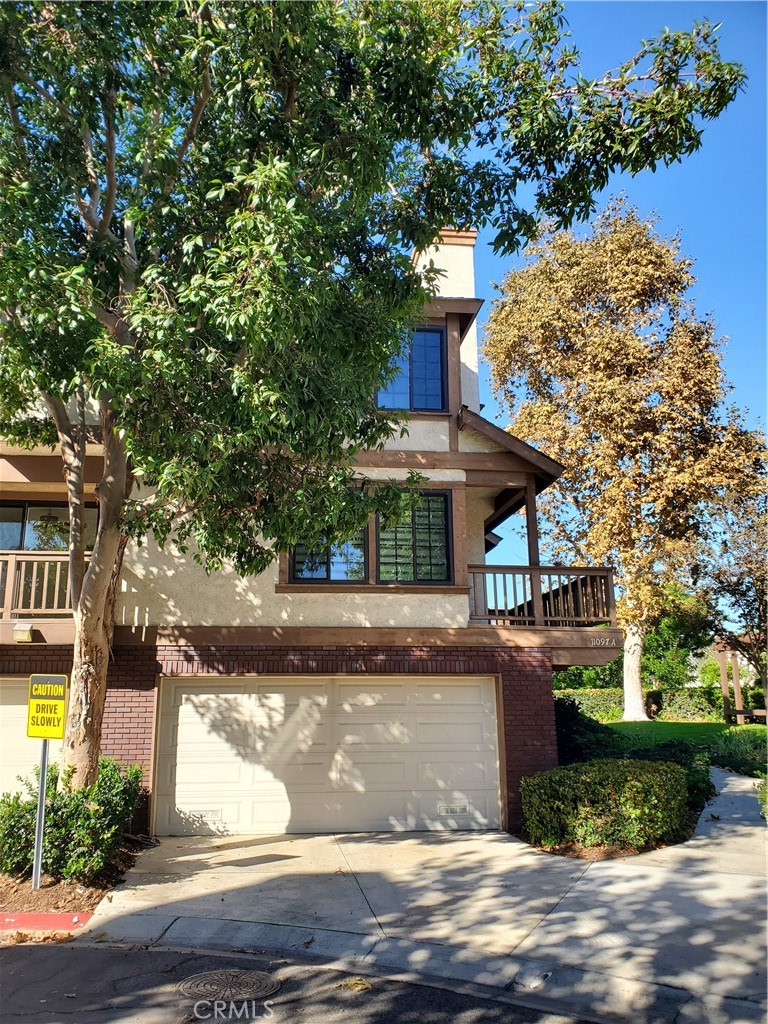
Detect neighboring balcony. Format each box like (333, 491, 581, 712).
(468, 564, 616, 628)
(0, 551, 74, 619)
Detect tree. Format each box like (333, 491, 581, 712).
(0, 1, 747, 783)
(484, 202, 764, 720)
(699, 489, 767, 687)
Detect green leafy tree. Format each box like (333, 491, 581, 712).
(698, 488, 767, 686)
(0, 1, 746, 783)
(484, 203, 764, 720)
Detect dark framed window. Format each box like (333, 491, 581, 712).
(377, 327, 446, 412)
(377, 492, 451, 583)
(0, 502, 98, 552)
(290, 530, 367, 582)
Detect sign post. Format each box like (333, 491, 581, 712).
(27, 674, 68, 890)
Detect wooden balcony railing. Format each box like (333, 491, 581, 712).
(468, 565, 616, 627)
(0, 551, 75, 619)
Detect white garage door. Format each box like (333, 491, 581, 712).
(154, 676, 501, 835)
(0, 678, 63, 796)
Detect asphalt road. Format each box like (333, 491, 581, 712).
(1, 944, 587, 1024)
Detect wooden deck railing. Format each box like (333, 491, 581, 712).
(0, 551, 75, 619)
(468, 565, 616, 627)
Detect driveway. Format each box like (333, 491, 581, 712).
(79, 769, 766, 1024)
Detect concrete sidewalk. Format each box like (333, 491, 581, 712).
(79, 769, 767, 1024)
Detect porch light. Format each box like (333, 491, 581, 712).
(12, 622, 33, 643)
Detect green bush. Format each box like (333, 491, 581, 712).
(657, 688, 721, 723)
(0, 758, 142, 882)
(556, 687, 624, 722)
(554, 695, 624, 764)
(624, 739, 714, 811)
(757, 776, 767, 818)
(709, 728, 767, 777)
(521, 758, 689, 849)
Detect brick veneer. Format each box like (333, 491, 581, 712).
(0, 642, 557, 831)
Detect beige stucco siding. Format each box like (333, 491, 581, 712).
(382, 419, 450, 452)
(465, 489, 495, 565)
(116, 543, 468, 629)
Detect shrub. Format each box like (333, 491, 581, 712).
(553, 695, 624, 764)
(624, 739, 714, 811)
(521, 759, 688, 849)
(556, 687, 624, 722)
(757, 776, 767, 818)
(0, 758, 142, 882)
(657, 688, 721, 723)
(709, 727, 767, 777)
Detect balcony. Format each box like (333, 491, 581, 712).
(468, 565, 616, 628)
(0, 551, 74, 619)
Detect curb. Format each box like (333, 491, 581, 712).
(1, 912, 92, 934)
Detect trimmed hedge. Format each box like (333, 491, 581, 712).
(657, 688, 721, 723)
(0, 758, 142, 882)
(624, 740, 714, 811)
(521, 758, 689, 849)
(558, 687, 665, 722)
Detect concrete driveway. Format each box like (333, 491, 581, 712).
(80, 769, 766, 1024)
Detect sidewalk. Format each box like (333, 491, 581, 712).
(77, 769, 767, 1024)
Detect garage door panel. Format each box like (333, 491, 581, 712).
(1, 679, 64, 796)
(155, 676, 500, 835)
(336, 682, 407, 708)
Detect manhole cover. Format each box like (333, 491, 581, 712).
(178, 969, 281, 1001)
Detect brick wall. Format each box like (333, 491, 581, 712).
(0, 642, 557, 831)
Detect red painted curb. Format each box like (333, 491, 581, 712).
(0, 912, 92, 931)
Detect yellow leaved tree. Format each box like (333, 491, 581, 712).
(484, 202, 764, 720)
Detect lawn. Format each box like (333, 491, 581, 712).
(608, 721, 766, 749)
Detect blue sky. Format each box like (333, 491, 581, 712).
(473, 1, 766, 562)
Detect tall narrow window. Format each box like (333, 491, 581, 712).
(377, 328, 446, 412)
(377, 492, 450, 583)
(291, 531, 367, 582)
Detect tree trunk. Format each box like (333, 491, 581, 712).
(60, 409, 130, 788)
(622, 621, 649, 721)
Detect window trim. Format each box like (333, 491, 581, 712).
(375, 490, 453, 586)
(377, 326, 448, 413)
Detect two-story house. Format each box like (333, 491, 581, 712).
(0, 230, 621, 835)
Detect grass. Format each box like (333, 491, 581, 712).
(608, 721, 767, 752)
(608, 721, 732, 748)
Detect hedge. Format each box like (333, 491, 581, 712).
(624, 740, 714, 811)
(709, 727, 768, 777)
(0, 758, 142, 882)
(557, 687, 662, 722)
(521, 758, 689, 849)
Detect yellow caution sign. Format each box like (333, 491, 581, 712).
(27, 674, 68, 740)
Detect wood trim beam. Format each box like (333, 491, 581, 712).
(111, 623, 625, 651)
(525, 476, 540, 567)
(457, 407, 563, 480)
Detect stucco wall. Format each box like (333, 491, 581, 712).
(116, 543, 469, 629)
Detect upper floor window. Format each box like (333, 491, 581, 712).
(290, 492, 451, 586)
(0, 503, 98, 552)
(377, 492, 450, 583)
(377, 328, 446, 412)
(291, 531, 366, 582)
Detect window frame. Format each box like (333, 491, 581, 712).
(288, 528, 369, 585)
(0, 501, 99, 552)
(375, 490, 453, 585)
(377, 326, 448, 413)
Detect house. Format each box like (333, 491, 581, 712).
(0, 230, 622, 835)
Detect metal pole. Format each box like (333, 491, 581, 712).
(31, 739, 49, 890)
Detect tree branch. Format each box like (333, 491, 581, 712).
(98, 89, 118, 235)
(14, 70, 70, 117)
(164, 67, 212, 192)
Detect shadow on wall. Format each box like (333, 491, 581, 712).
(115, 539, 470, 630)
